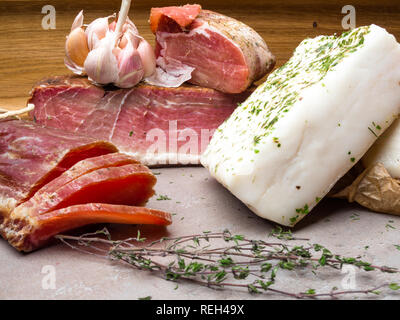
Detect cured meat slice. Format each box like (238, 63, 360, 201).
(18, 163, 156, 215)
(29, 75, 251, 166)
(148, 5, 275, 93)
(30, 152, 140, 197)
(0, 120, 171, 252)
(10, 204, 172, 252)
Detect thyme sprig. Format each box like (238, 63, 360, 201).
(56, 227, 399, 299)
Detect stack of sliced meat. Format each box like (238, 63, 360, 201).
(0, 119, 171, 252)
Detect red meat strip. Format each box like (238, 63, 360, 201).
(18, 163, 156, 215)
(31, 152, 140, 198)
(28, 204, 172, 250)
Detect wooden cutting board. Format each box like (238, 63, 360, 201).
(0, 0, 399, 109)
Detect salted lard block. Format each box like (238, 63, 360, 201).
(201, 25, 400, 226)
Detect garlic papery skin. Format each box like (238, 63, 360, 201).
(71, 10, 84, 31)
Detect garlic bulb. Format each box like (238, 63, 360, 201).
(65, 6, 155, 88)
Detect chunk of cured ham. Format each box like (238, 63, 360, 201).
(29, 75, 251, 166)
(147, 4, 275, 93)
(0, 119, 171, 252)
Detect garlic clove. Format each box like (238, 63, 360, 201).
(109, 21, 116, 32)
(65, 27, 89, 68)
(84, 32, 119, 85)
(112, 46, 122, 58)
(115, 36, 144, 88)
(136, 39, 156, 78)
(85, 17, 110, 50)
(119, 34, 128, 49)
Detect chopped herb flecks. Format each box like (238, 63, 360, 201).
(273, 137, 281, 147)
(157, 195, 171, 201)
(296, 204, 310, 215)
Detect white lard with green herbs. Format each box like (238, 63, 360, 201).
(201, 25, 400, 226)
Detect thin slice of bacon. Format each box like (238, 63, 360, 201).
(31, 152, 140, 197)
(19, 163, 156, 215)
(27, 204, 172, 251)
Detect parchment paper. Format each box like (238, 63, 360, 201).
(333, 162, 400, 216)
